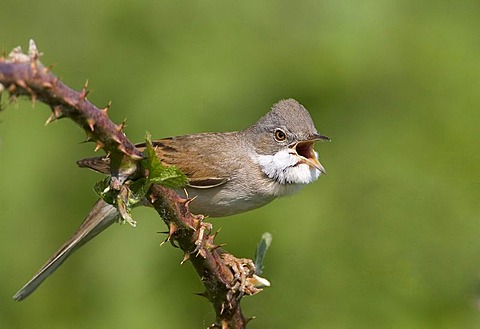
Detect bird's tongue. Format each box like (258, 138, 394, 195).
(295, 141, 326, 174)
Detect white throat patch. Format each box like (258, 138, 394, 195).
(257, 149, 321, 186)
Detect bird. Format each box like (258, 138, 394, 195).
(13, 98, 329, 301)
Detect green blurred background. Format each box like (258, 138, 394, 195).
(1, 1, 479, 328)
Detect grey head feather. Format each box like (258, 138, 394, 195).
(242, 99, 319, 154)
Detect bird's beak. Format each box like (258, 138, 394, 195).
(293, 134, 329, 175)
(311, 133, 331, 142)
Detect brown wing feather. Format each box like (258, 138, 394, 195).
(77, 132, 243, 189)
(77, 156, 111, 174)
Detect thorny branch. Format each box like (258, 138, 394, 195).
(0, 40, 268, 328)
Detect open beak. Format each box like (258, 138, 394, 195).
(293, 134, 329, 175)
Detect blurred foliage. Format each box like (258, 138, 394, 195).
(1, 1, 480, 328)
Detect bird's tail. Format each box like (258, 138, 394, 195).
(13, 199, 119, 301)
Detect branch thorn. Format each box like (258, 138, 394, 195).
(101, 101, 112, 115)
(30, 94, 37, 107)
(195, 291, 208, 299)
(180, 252, 191, 265)
(112, 134, 122, 144)
(79, 79, 90, 100)
(116, 118, 127, 132)
(45, 112, 56, 126)
(42, 81, 53, 89)
(94, 141, 104, 152)
(87, 118, 95, 132)
(52, 105, 64, 119)
(117, 143, 127, 155)
(81, 134, 93, 143)
(211, 227, 222, 240)
(245, 317, 256, 325)
(28, 39, 41, 61)
(209, 243, 226, 251)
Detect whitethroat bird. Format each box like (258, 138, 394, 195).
(13, 98, 330, 301)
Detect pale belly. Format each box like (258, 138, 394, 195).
(176, 178, 306, 218)
(176, 185, 277, 218)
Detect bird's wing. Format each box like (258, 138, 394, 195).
(77, 133, 241, 189)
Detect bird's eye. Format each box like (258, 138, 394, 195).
(274, 129, 287, 142)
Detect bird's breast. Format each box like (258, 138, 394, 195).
(178, 182, 277, 218)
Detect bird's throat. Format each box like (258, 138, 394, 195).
(257, 149, 321, 187)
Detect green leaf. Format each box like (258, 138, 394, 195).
(129, 178, 148, 201)
(91, 133, 188, 227)
(143, 132, 188, 189)
(93, 177, 115, 204)
(254, 232, 273, 275)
